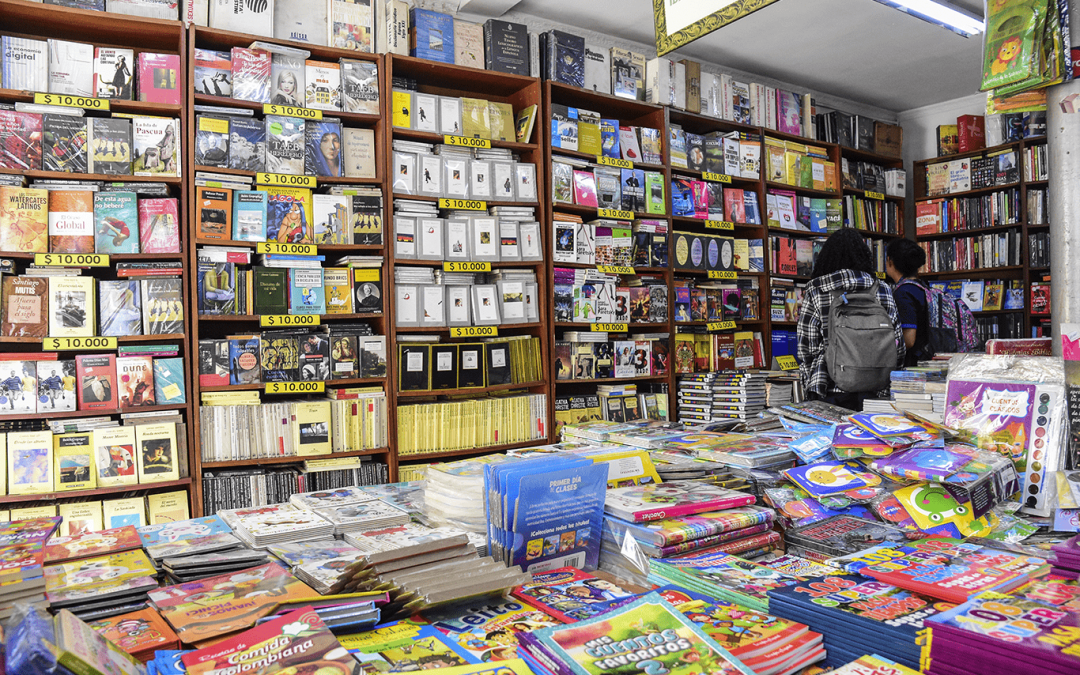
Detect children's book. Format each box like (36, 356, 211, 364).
(601, 505, 773, 547)
(603, 480, 755, 522)
(413, 595, 560, 662)
(524, 592, 754, 675)
(337, 620, 479, 670)
(0, 516, 61, 546)
(91, 608, 179, 661)
(45, 549, 158, 607)
(848, 412, 939, 447)
(136, 515, 231, 548)
(44, 525, 142, 563)
(54, 609, 146, 675)
(651, 552, 801, 612)
(142, 532, 242, 561)
(511, 567, 636, 623)
(783, 460, 882, 498)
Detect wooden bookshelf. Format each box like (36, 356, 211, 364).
(186, 27, 391, 514)
(838, 143, 905, 241)
(384, 54, 550, 476)
(913, 137, 1049, 339)
(0, 0, 198, 518)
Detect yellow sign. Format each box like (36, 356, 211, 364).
(598, 209, 634, 220)
(438, 198, 487, 210)
(256, 173, 317, 188)
(707, 321, 737, 331)
(591, 323, 629, 332)
(257, 242, 317, 255)
(705, 221, 735, 231)
(876, 271, 886, 279)
(597, 156, 633, 169)
(444, 135, 492, 149)
(450, 326, 499, 338)
(655, 0, 781, 56)
(198, 116, 228, 134)
(865, 190, 885, 200)
(261, 314, 321, 327)
(443, 261, 492, 272)
(265, 381, 325, 394)
(707, 270, 737, 279)
(263, 103, 322, 120)
(702, 172, 732, 184)
(777, 355, 799, 371)
(35, 253, 109, 267)
(597, 265, 635, 275)
(34, 93, 109, 110)
(43, 336, 117, 351)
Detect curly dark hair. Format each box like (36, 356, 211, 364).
(886, 238, 927, 277)
(811, 228, 874, 279)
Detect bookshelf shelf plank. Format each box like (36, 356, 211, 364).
(0, 333, 186, 345)
(764, 181, 840, 198)
(391, 127, 537, 151)
(0, 168, 181, 184)
(396, 438, 547, 463)
(916, 182, 1021, 202)
(10, 403, 187, 421)
(194, 165, 381, 185)
(396, 322, 543, 333)
(0, 478, 192, 505)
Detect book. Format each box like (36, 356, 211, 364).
(193, 48, 232, 97)
(56, 502, 100, 537)
(93, 425, 138, 487)
(232, 191, 268, 241)
(75, 354, 116, 410)
(99, 280, 142, 336)
(341, 59, 379, 115)
(0, 186, 48, 253)
(305, 120, 343, 177)
(512, 567, 637, 623)
(228, 116, 264, 173)
(652, 552, 801, 613)
(338, 620, 478, 671)
(146, 490, 189, 524)
(484, 19, 530, 75)
(231, 48, 271, 103)
(330, 0, 374, 52)
(53, 432, 95, 491)
(48, 276, 95, 338)
(103, 496, 146, 529)
(135, 422, 179, 482)
(95, 47, 135, 99)
(116, 355, 155, 408)
(410, 8, 455, 64)
(137, 52, 181, 104)
(1, 275, 49, 337)
(343, 127, 376, 178)
(141, 277, 184, 334)
(44, 525, 141, 563)
(604, 480, 755, 522)
(195, 116, 229, 168)
(87, 118, 131, 175)
(7, 430, 53, 495)
(265, 115, 306, 175)
(94, 191, 139, 254)
(36, 359, 75, 413)
(454, 19, 484, 68)
(48, 189, 94, 253)
(2, 36, 48, 92)
(305, 60, 342, 111)
(274, 0, 327, 45)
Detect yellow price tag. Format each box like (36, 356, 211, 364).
(256, 173, 317, 188)
(257, 242, 317, 255)
(598, 209, 634, 220)
(450, 326, 499, 338)
(777, 355, 799, 371)
(875, 271, 886, 279)
(597, 265, 635, 275)
(592, 323, 628, 332)
(865, 191, 885, 200)
(263, 103, 322, 120)
(705, 221, 735, 231)
(34, 93, 109, 110)
(702, 172, 732, 183)
(596, 156, 633, 169)
(261, 314, 321, 327)
(265, 381, 326, 394)
(438, 198, 487, 210)
(707, 321, 737, 332)
(43, 336, 117, 351)
(708, 271, 737, 279)
(443, 261, 492, 272)
(444, 135, 492, 149)
(35, 253, 109, 267)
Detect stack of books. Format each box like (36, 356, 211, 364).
(650, 551, 801, 612)
(268, 539, 362, 594)
(137, 515, 252, 583)
(45, 549, 160, 620)
(89, 608, 180, 663)
(676, 371, 767, 423)
(888, 367, 948, 422)
(310, 501, 410, 536)
(1051, 534, 1080, 577)
(0, 517, 61, 620)
(223, 503, 334, 547)
(603, 504, 777, 562)
(424, 455, 512, 535)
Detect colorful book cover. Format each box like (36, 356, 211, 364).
(232, 191, 268, 242)
(141, 277, 184, 335)
(153, 357, 186, 404)
(604, 481, 755, 523)
(132, 117, 177, 175)
(88, 608, 179, 660)
(602, 505, 773, 547)
(265, 114, 305, 174)
(135, 422, 179, 482)
(651, 552, 800, 612)
(943, 379, 1050, 473)
(413, 596, 561, 662)
(0, 110, 43, 172)
(137, 198, 181, 253)
(527, 592, 754, 675)
(0, 516, 61, 547)
(305, 120, 343, 177)
(44, 525, 142, 563)
(137, 52, 180, 104)
(54, 609, 146, 675)
(511, 567, 637, 623)
(338, 620, 478, 670)
(7, 430, 53, 495)
(94, 191, 139, 254)
(858, 538, 1050, 604)
(148, 563, 316, 643)
(48, 189, 94, 253)
(0, 541, 46, 581)
(45, 549, 158, 606)
(783, 460, 882, 498)
(53, 431, 95, 491)
(137, 515, 231, 548)
(670, 596, 814, 663)
(0, 186, 48, 253)
(260, 186, 313, 243)
(116, 355, 155, 408)
(75, 354, 116, 411)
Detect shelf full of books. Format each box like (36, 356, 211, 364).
(386, 54, 549, 468)
(914, 136, 1049, 337)
(186, 27, 391, 515)
(0, 2, 197, 520)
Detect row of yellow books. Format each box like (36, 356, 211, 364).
(396, 392, 547, 456)
(765, 137, 839, 192)
(1, 489, 188, 536)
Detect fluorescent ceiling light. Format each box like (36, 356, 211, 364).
(873, 0, 985, 37)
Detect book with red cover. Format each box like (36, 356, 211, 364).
(0, 542, 47, 581)
(75, 354, 117, 411)
(88, 608, 180, 662)
(915, 200, 942, 235)
(45, 526, 142, 563)
(48, 190, 95, 254)
(724, 188, 746, 222)
(137, 198, 181, 253)
(956, 114, 985, 154)
(137, 53, 181, 105)
(0, 110, 43, 171)
(1031, 282, 1050, 314)
(777, 237, 797, 275)
(859, 538, 1050, 604)
(572, 170, 598, 207)
(984, 338, 1053, 355)
(0, 516, 62, 547)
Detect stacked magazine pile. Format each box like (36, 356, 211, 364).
(268, 539, 362, 594)
(136, 515, 260, 583)
(424, 454, 520, 535)
(222, 503, 334, 547)
(44, 548, 160, 620)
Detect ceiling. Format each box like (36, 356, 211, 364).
(508, 0, 986, 112)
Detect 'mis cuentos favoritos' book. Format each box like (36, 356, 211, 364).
(87, 117, 131, 175)
(265, 114, 306, 175)
(99, 279, 142, 336)
(93, 425, 137, 487)
(523, 592, 754, 675)
(94, 47, 134, 99)
(116, 354, 155, 408)
(94, 191, 139, 254)
(75, 353, 117, 411)
(305, 60, 342, 111)
(137, 52, 181, 105)
(147, 489, 189, 524)
(133, 117, 179, 176)
(153, 357, 185, 404)
(2, 276, 48, 337)
(604, 480, 755, 522)
(341, 59, 379, 114)
(53, 432, 95, 492)
(1, 36, 48, 92)
(48, 190, 94, 254)
(43, 114, 88, 173)
(0, 186, 48, 253)
(138, 198, 180, 253)
(293, 400, 331, 456)
(48, 276, 95, 338)
(141, 277, 184, 335)
(136, 421, 179, 482)
(8, 430, 52, 495)
(48, 39, 94, 97)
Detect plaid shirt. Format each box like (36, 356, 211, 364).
(796, 269, 905, 397)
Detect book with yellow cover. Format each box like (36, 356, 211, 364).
(323, 267, 353, 313)
(392, 90, 412, 129)
(258, 186, 314, 244)
(93, 425, 138, 487)
(135, 422, 179, 482)
(576, 108, 602, 156)
(10, 504, 57, 520)
(983, 280, 1004, 311)
(461, 97, 491, 139)
(58, 502, 103, 536)
(488, 101, 515, 142)
(147, 490, 190, 524)
(293, 400, 331, 456)
(0, 186, 49, 253)
(53, 431, 95, 491)
(8, 429, 53, 494)
(102, 496, 146, 529)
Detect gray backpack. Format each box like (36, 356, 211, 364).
(825, 281, 896, 393)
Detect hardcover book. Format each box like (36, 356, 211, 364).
(484, 19, 529, 75)
(410, 8, 455, 64)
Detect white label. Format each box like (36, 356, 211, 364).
(293, 269, 322, 286)
(812, 163, 825, 183)
(437, 352, 453, 371)
(606, 455, 646, 482)
(406, 352, 424, 371)
(334, 362, 352, 372)
(526, 552, 586, 574)
(462, 350, 479, 369)
(48, 211, 93, 237)
(491, 348, 506, 368)
(984, 389, 1031, 418)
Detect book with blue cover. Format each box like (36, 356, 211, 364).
(228, 116, 265, 173)
(651, 552, 801, 612)
(137, 515, 231, 548)
(232, 190, 268, 242)
(93, 191, 139, 254)
(288, 268, 325, 315)
(153, 357, 186, 405)
(410, 9, 455, 64)
(304, 119, 343, 177)
(228, 337, 261, 385)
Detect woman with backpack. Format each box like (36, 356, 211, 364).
(796, 228, 906, 410)
(886, 238, 931, 366)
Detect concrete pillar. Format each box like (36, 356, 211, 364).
(1048, 77, 1080, 353)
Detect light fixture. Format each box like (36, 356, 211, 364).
(873, 0, 986, 37)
